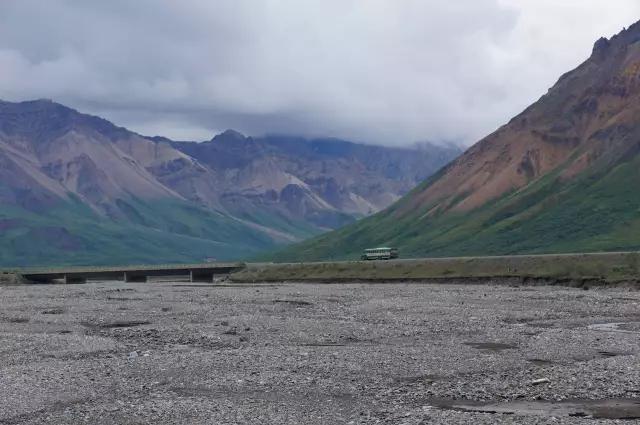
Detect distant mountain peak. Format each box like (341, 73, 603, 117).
(591, 20, 640, 63)
(620, 19, 640, 38)
(0, 98, 136, 144)
(212, 129, 246, 142)
(591, 37, 611, 61)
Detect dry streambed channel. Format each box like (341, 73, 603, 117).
(0, 281, 639, 424)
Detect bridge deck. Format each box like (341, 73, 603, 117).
(18, 262, 246, 283)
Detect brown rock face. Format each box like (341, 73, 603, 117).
(170, 132, 460, 230)
(401, 20, 640, 217)
(0, 100, 185, 216)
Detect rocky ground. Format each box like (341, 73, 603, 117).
(1, 280, 639, 424)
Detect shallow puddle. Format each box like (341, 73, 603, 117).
(172, 284, 281, 288)
(395, 374, 441, 384)
(432, 398, 640, 419)
(598, 350, 632, 358)
(464, 342, 517, 351)
(301, 343, 346, 347)
(274, 299, 313, 306)
(572, 350, 634, 362)
(82, 320, 151, 329)
(526, 358, 557, 366)
(526, 322, 556, 329)
(588, 322, 640, 334)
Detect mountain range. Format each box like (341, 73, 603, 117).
(274, 20, 640, 261)
(0, 99, 459, 266)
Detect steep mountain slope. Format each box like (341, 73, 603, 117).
(0, 99, 189, 214)
(274, 21, 640, 261)
(0, 100, 458, 266)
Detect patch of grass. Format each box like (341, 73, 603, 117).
(232, 252, 640, 283)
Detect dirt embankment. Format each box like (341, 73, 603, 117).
(0, 273, 29, 285)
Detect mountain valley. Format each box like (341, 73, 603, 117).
(0, 100, 458, 266)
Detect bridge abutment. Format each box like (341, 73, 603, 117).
(124, 272, 147, 283)
(190, 270, 214, 283)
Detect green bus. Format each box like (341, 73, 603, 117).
(361, 247, 399, 261)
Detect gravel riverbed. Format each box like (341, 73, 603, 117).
(1, 281, 639, 424)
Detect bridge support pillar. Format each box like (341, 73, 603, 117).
(190, 271, 214, 283)
(64, 275, 87, 284)
(124, 272, 147, 283)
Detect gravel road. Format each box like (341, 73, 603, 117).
(1, 281, 639, 424)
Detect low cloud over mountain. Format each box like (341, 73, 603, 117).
(1, 1, 638, 144)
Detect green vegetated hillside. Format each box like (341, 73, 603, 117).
(271, 152, 640, 261)
(270, 21, 640, 262)
(0, 198, 280, 267)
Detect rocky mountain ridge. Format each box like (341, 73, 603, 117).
(0, 99, 459, 265)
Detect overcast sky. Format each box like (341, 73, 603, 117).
(0, 1, 639, 145)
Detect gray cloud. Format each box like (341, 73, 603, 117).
(0, 0, 638, 145)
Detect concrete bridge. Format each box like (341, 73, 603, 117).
(19, 263, 246, 284)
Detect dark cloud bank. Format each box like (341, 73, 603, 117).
(0, 0, 638, 145)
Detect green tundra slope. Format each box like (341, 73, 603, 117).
(0, 198, 278, 267)
(270, 22, 640, 261)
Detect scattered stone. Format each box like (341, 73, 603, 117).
(4, 280, 640, 423)
(531, 378, 551, 385)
